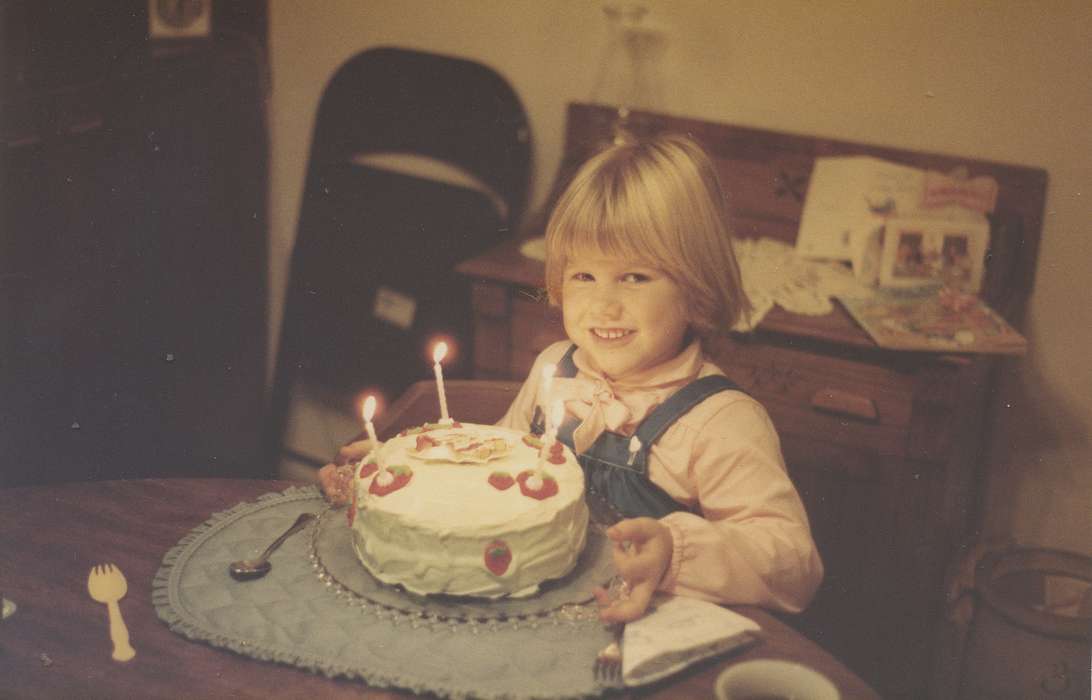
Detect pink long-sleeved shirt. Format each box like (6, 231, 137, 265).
(497, 340, 823, 613)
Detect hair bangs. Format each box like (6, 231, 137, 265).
(557, 193, 667, 265)
(545, 162, 675, 301)
(544, 133, 751, 338)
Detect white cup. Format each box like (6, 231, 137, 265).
(715, 659, 840, 700)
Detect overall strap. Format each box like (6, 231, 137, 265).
(579, 373, 741, 520)
(632, 375, 743, 450)
(555, 344, 578, 378)
(555, 369, 743, 521)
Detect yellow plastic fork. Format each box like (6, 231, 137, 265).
(87, 564, 136, 662)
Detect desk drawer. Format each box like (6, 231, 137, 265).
(717, 338, 915, 462)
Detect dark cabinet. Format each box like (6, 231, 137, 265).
(1, 1, 269, 485)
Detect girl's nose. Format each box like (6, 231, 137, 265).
(589, 286, 623, 316)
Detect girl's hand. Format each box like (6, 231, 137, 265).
(593, 517, 673, 623)
(317, 438, 375, 505)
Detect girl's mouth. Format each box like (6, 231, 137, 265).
(591, 328, 634, 341)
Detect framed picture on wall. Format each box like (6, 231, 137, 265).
(878, 216, 988, 292)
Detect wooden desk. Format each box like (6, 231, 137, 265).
(455, 103, 1048, 699)
(0, 476, 876, 699)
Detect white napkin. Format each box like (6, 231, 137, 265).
(621, 594, 761, 686)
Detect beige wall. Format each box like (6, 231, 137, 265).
(268, 0, 1092, 554)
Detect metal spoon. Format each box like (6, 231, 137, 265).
(229, 512, 316, 581)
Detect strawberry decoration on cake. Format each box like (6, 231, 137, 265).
(521, 433, 565, 463)
(517, 469, 559, 500)
(369, 464, 413, 496)
(547, 441, 565, 465)
(358, 460, 378, 479)
(484, 540, 512, 576)
(488, 471, 515, 490)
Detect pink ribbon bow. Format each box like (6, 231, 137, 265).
(552, 377, 647, 454)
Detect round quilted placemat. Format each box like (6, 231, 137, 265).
(153, 486, 621, 699)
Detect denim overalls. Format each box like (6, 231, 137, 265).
(531, 345, 742, 520)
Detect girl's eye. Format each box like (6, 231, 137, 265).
(569, 271, 594, 282)
(621, 272, 651, 283)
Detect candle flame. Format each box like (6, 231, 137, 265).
(362, 395, 377, 422)
(433, 341, 448, 364)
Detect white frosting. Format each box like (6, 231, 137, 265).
(351, 423, 589, 598)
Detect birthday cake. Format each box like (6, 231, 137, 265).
(348, 422, 589, 599)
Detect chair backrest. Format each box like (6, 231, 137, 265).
(266, 47, 531, 475)
(309, 46, 532, 223)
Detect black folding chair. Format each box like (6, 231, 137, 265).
(266, 46, 531, 476)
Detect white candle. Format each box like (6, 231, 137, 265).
(548, 398, 564, 440)
(432, 341, 452, 423)
(538, 399, 565, 467)
(540, 362, 556, 417)
(362, 395, 379, 446)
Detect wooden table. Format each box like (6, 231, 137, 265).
(1, 376, 878, 699)
(0, 478, 877, 699)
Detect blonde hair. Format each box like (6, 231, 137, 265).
(544, 133, 751, 341)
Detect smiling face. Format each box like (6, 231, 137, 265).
(545, 135, 752, 354)
(561, 254, 690, 381)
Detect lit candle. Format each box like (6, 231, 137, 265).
(432, 341, 452, 423)
(362, 395, 379, 446)
(540, 362, 556, 420)
(538, 399, 565, 467)
(548, 399, 564, 440)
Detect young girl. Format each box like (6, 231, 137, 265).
(321, 134, 822, 623)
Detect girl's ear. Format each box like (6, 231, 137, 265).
(678, 293, 695, 324)
(679, 297, 702, 342)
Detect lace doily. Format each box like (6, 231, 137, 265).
(153, 486, 623, 698)
(732, 237, 873, 330)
